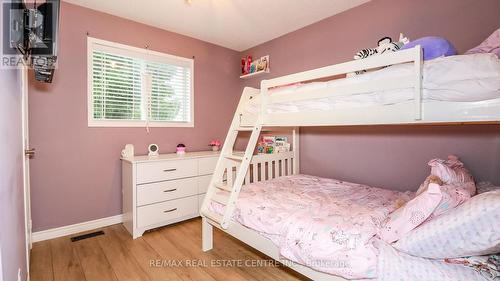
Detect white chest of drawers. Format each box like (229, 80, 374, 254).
(121, 151, 219, 239)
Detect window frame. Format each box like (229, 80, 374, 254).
(87, 37, 194, 128)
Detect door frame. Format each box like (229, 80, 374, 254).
(21, 64, 32, 275)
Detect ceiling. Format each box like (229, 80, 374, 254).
(62, 0, 369, 51)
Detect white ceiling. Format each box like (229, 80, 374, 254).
(62, 0, 369, 51)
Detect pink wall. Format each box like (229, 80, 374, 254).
(300, 125, 500, 191)
(29, 0, 500, 232)
(28, 2, 242, 231)
(242, 0, 500, 189)
(0, 61, 27, 280)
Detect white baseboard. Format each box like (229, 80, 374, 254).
(32, 214, 124, 243)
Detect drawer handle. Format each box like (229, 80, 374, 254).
(163, 208, 177, 213)
(163, 188, 177, 193)
(163, 168, 177, 172)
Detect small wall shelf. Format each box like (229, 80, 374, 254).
(240, 55, 270, 79)
(240, 69, 270, 79)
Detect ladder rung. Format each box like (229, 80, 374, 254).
(201, 209, 223, 223)
(236, 127, 254, 131)
(211, 192, 230, 205)
(225, 154, 244, 161)
(214, 182, 232, 192)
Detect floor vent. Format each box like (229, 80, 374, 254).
(70, 230, 105, 242)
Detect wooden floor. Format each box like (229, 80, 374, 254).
(30, 218, 309, 281)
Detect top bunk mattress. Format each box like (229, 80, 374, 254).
(246, 53, 500, 114)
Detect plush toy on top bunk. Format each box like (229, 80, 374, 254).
(350, 33, 409, 76)
(354, 33, 410, 60)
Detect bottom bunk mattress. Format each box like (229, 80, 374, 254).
(209, 174, 413, 279)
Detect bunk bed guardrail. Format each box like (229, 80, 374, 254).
(256, 45, 423, 122)
(224, 151, 295, 187)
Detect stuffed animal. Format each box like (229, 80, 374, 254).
(354, 33, 409, 60)
(351, 33, 409, 75)
(394, 198, 407, 209)
(416, 175, 444, 196)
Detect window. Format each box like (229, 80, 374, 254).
(87, 37, 194, 127)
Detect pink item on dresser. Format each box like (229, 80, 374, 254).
(209, 174, 412, 279)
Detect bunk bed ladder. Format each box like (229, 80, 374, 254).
(201, 87, 262, 230)
(201, 124, 261, 229)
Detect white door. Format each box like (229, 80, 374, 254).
(21, 65, 32, 269)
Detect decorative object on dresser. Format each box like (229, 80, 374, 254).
(176, 143, 186, 155)
(148, 144, 159, 157)
(208, 140, 221, 151)
(121, 151, 219, 238)
(121, 144, 134, 159)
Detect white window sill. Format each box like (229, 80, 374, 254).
(88, 120, 194, 128)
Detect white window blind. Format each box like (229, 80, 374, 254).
(87, 37, 194, 127)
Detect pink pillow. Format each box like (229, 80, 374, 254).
(379, 155, 476, 243)
(379, 183, 442, 243)
(379, 181, 473, 243)
(429, 182, 472, 219)
(465, 28, 500, 58)
(428, 155, 475, 195)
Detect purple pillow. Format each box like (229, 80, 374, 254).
(465, 28, 500, 58)
(401, 36, 457, 60)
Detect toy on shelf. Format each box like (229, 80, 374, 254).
(262, 135, 275, 154)
(265, 145, 274, 154)
(241, 55, 252, 75)
(176, 143, 186, 155)
(257, 135, 290, 154)
(275, 136, 291, 153)
(209, 139, 221, 151)
(250, 61, 257, 73)
(241, 55, 270, 76)
(257, 55, 269, 72)
(256, 142, 265, 154)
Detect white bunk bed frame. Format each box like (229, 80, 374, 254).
(200, 46, 500, 281)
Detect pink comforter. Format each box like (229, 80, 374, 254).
(210, 174, 412, 279)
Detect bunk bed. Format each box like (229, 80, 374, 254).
(199, 46, 500, 281)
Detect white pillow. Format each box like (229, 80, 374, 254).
(375, 240, 486, 281)
(393, 190, 500, 259)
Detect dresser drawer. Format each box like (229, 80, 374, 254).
(197, 174, 212, 194)
(137, 196, 198, 228)
(198, 157, 218, 175)
(198, 194, 206, 211)
(137, 177, 198, 206)
(137, 159, 197, 184)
